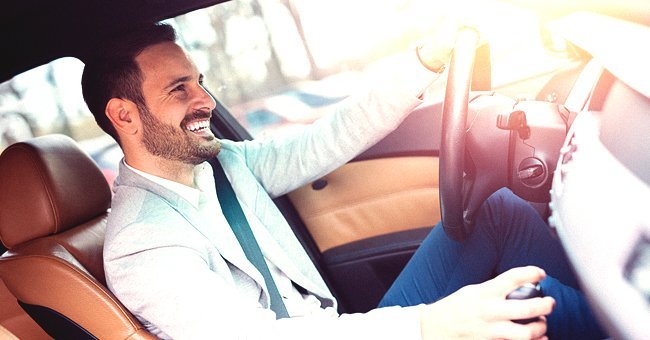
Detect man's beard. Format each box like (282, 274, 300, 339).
(138, 104, 221, 165)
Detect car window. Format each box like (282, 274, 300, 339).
(168, 0, 579, 138)
(0, 57, 121, 187)
(0, 0, 578, 163)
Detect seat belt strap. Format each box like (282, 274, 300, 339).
(209, 158, 290, 319)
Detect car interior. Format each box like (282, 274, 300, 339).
(1, 0, 648, 339)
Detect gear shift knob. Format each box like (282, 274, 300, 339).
(506, 282, 543, 324)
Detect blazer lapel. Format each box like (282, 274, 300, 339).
(196, 195, 267, 289)
(115, 162, 267, 292)
(217, 154, 335, 302)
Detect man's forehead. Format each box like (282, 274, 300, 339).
(136, 41, 198, 83)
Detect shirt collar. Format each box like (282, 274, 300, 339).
(123, 160, 202, 208)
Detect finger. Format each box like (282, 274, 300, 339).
(491, 297, 556, 322)
(486, 266, 547, 295)
(417, 44, 453, 67)
(489, 317, 548, 340)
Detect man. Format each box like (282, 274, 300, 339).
(82, 23, 555, 339)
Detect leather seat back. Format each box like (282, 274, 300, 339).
(0, 134, 154, 339)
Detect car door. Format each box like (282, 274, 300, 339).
(285, 103, 443, 313)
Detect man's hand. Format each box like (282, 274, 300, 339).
(420, 266, 555, 339)
(415, 21, 456, 73)
(416, 6, 503, 74)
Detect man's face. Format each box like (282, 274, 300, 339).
(135, 42, 220, 164)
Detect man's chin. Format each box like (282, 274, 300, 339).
(201, 133, 216, 141)
(184, 126, 216, 140)
(190, 140, 221, 164)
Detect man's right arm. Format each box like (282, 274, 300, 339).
(223, 50, 442, 198)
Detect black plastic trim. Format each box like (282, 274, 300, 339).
(323, 227, 433, 266)
(321, 227, 434, 313)
(19, 301, 96, 339)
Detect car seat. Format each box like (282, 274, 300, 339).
(0, 134, 154, 339)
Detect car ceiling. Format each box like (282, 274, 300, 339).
(2, 0, 648, 84)
(0, 0, 228, 82)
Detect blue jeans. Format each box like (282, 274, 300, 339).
(378, 188, 606, 339)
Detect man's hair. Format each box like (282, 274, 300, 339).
(81, 23, 177, 143)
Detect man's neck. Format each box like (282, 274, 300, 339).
(125, 154, 196, 187)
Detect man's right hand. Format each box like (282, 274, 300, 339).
(420, 266, 555, 339)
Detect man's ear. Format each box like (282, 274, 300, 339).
(105, 98, 139, 136)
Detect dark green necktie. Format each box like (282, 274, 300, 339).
(209, 158, 290, 319)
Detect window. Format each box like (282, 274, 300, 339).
(169, 0, 578, 138)
(0, 0, 578, 161)
(0, 57, 121, 187)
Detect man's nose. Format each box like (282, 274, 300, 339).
(195, 84, 216, 112)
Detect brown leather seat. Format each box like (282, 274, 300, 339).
(0, 134, 155, 339)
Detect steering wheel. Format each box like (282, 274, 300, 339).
(439, 28, 480, 241)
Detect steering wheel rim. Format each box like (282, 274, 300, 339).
(439, 28, 480, 241)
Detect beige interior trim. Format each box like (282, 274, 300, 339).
(289, 156, 440, 252)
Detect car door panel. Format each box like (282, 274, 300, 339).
(288, 156, 440, 252)
(286, 102, 443, 312)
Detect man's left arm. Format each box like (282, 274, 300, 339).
(229, 48, 446, 197)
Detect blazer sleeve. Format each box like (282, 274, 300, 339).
(223, 51, 441, 197)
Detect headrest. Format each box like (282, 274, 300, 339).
(0, 135, 111, 249)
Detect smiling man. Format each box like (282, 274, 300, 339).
(103, 41, 220, 185)
(80, 23, 563, 339)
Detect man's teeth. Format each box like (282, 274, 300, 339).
(187, 120, 210, 132)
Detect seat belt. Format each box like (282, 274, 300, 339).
(208, 158, 290, 319)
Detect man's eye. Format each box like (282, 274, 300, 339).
(171, 84, 186, 92)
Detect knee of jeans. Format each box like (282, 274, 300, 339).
(472, 188, 532, 240)
(489, 188, 533, 218)
(490, 188, 523, 210)
(476, 188, 514, 228)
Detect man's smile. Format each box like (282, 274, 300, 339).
(181, 110, 214, 139)
(185, 118, 211, 136)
